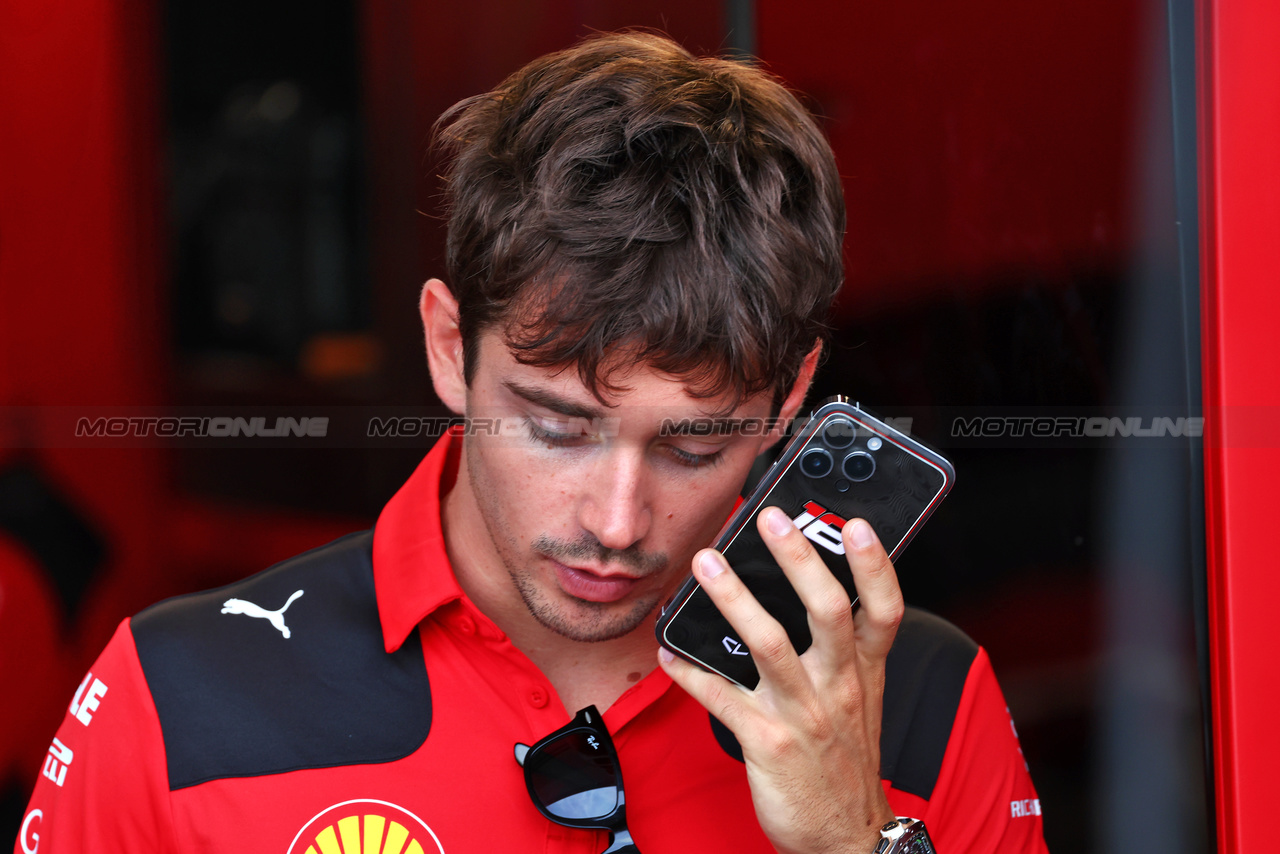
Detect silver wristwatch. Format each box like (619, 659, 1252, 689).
(873, 818, 936, 853)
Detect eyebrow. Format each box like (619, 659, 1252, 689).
(502, 380, 608, 421)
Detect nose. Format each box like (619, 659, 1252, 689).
(578, 446, 652, 552)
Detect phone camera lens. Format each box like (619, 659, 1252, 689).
(842, 451, 875, 482)
(800, 448, 834, 478)
(822, 418, 856, 449)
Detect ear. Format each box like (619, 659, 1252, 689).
(420, 278, 467, 414)
(760, 340, 823, 454)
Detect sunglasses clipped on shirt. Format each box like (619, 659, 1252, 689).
(514, 705, 642, 854)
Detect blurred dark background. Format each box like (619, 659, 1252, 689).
(0, 1, 1210, 851)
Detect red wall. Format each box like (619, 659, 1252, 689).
(1198, 0, 1280, 850)
(758, 0, 1141, 317)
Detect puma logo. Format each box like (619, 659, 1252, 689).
(221, 590, 304, 639)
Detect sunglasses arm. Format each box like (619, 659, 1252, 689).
(602, 829, 639, 854)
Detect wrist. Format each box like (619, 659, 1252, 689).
(771, 806, 894, 854)
(824, 807, 898, 854)
(849, 797, 896, 853)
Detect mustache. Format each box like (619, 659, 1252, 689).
(531, 533, 668, 575)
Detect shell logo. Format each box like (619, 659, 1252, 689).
(287, 799, 445, 854)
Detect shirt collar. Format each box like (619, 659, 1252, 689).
(372, 427, 464, 653)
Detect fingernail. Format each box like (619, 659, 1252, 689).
(658, 647, 675, 663)
(850, 519, 875, 549)
(766, 507, 794, 536)
(699, 550, 724, 579)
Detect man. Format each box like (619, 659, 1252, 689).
(18, 32, 1047, 854)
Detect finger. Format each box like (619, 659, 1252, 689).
(842, 519, 904, 661)
(689, 548, 808, 691)
(657, 644, 754, 732)
(756, 506, 857, 657)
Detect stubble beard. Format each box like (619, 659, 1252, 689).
(510, 572, 662, 642)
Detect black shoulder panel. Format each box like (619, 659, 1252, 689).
(878, 607, 978, 799)
(131, 531, 431, 790)
(707, 606, 977, 802)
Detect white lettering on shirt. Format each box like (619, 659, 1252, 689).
(20, 809, 41, 853)
(41, 738, 73, 787)
(1010, 798, 1042, 818)
(69, 671, 108, 726)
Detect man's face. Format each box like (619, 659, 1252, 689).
(452, 331, 782, 644)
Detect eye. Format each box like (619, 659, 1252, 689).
(524, 416, 592, 447)
(666, 444, 725, 469)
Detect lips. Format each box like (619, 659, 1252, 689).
(551, 561, 643, 603)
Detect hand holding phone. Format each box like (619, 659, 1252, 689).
(653, 401, 927, 852)
(655, 397, 954, 688)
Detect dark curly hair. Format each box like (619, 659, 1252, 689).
(434, 30, 846, 411)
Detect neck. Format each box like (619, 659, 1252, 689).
(440, 446, 661, 714)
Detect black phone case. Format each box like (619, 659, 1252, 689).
(654, 397, 955, 688)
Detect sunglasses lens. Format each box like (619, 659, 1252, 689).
(525, 729, 620, 820)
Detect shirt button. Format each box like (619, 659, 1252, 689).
(457, 616, 476, 635)
(528, 686, 549, 708)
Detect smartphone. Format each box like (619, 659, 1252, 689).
(654, 397, 955, 689)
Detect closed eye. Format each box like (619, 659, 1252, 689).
(524, 417, 592, 447)
(666, 445, 724, 468)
